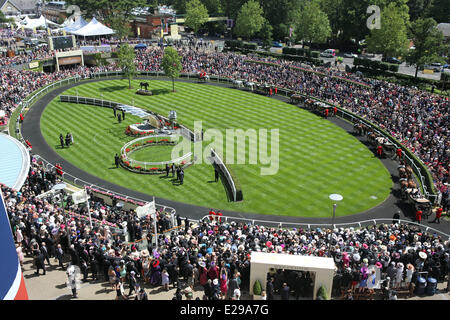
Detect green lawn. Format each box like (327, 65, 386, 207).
(130, 144, 183, 163)
(40, 79, 392, 217)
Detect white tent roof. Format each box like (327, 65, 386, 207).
(69, 17, 115, 36)
(17, 15, 59, 30)
(250, 252, 336, 271)
(63, 16, 88, 32)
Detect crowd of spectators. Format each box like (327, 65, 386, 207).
(0, 38, 449, 299)
(3, 160, 450, 299)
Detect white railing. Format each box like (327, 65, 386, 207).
(31, 154, 177, 219)
(200, 216, 450, 239)
(121, 134, 192, 168)
(210, 148, 237, 202)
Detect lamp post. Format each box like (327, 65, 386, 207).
(52, 183, 70, 246)
(329, 194, 343, 228)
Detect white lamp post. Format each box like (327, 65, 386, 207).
(52, 183, 70, 245)
(329, 194, 343, 228)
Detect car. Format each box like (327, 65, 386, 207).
(320, 49, 336, 58)
(272, 41, 283, 48)
(422, 63, 442, 72)
(343, 53, 358, 58)
(382, 57, 402, 64)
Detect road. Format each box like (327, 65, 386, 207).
(319, 54, 443, 81)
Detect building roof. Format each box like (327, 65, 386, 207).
(1, 0, 38, 12)
(437, 23, 450, 38)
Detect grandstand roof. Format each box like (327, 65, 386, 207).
(0, 133, 30, 190)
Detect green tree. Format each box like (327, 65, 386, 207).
(117, 43, 137, 89)
(366, 2, 410, 59)
(234, 0, 265, 39)
(202, 0, 223, 15)
(185, 0, 209, 34)
(406, 18, 446, 78)
(161, 47, 182, 92)
(109, 16, 132, 40)
(425, 0, 450, 23)
(293, 1, 331, 47)
(259, 0, 301, 41)
(258, 19, 273, 48)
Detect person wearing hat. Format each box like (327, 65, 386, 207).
(415, 210, 422, 224)
(392, 211, 401, 224)
(128, 270, 138, 296)
(431, 207, 443, 224)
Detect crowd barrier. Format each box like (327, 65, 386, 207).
(200, 215, 450, 239)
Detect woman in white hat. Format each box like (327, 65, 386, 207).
(395, 262, 404, 289)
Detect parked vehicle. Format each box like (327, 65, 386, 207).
(320, 49, 336, 58)
(272, 41, 283, 48)
(343, 53, 358, 58)
(382, 57, 402, 64)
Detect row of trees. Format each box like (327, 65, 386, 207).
(67, 0, 448, 79)
(118, 43, 182, 92)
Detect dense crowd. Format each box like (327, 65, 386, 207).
(3, 161, 450, 299)
(0, 39, 449, 299)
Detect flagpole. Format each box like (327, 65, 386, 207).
(85, 186, 92, 229)
(153, 196, 157, 248)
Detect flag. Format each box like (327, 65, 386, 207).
(136, 201, 156, 219)
(63, 30, 66, 36)
(137, 27, 140, 36)
(72, 190, 88, 204)
(0, 192, 28, 300)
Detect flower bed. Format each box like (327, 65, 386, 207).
(125, 124, 155, 136)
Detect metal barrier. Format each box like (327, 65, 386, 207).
(200, 215, 450, 239)
(210, 148, 238, 202)
(32, 154, 177, 221)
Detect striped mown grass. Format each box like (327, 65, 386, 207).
(40, 79, 392, 217)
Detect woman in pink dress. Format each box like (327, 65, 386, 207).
(16, 243, 24, 267)
(220, 267, 228, 299)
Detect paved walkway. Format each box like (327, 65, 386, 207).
(20, 77, 450, 236)
(22, 256, 449, 300)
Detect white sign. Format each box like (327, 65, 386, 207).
(136, 201, 156, 218)
(72, 190, 89, 204)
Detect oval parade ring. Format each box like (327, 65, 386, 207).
(21, 76, 419, 227)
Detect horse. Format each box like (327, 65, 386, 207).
(232, 79, 244, 88)
(140, 82, 149, 90)
(198, 72, 209, 82)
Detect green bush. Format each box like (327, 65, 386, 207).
(311, 51, 320, 58)
(253, 280, 262, 295)
(317, 285, 329, 300)
(388, 63, 399, 72)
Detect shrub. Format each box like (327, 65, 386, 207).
(311, 51, 320, 58)
(317, 285, 328, 300)
(253, 280, 262, 296)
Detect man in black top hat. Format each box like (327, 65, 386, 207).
(113, 106, 117, 118)
(122, 108, 125, 120)
(59, 133, 64, 149)
(118, 114, 122, 123)
(165, 164, 170, 177)
(179, 169, 184, 185)
(214, 167, 219, 182)
(114, 153, 120, 168)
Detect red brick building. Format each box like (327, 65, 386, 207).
(131, 13, 174, 39)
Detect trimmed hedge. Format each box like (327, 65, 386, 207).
(354, 57, 399, 72)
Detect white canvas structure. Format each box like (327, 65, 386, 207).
(250, 252, 335, 300)
(62, 16, 88, 32)
(17, 15, 59, 30)
(69, 17, 115, 37)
